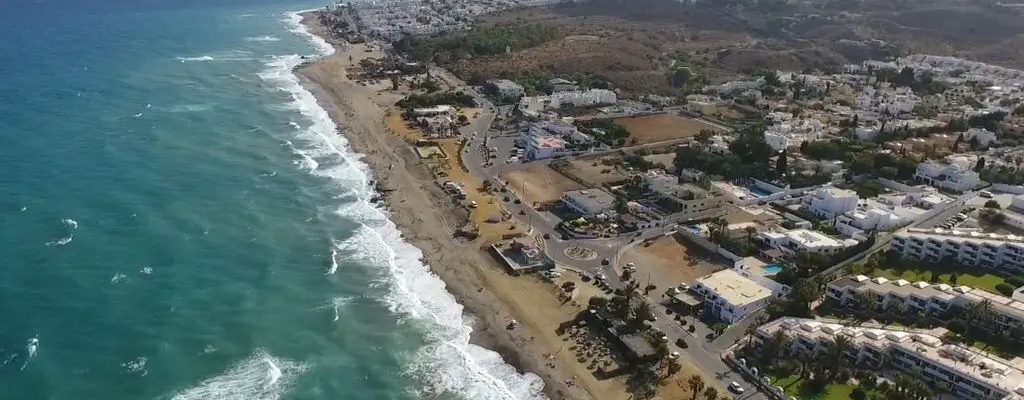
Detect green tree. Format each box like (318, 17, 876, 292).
(687, 375, 705, 400)
(775, 150, 788, 176)
(703, 386, 719, 400)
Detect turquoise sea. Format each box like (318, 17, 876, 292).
(0, 1, 544, 399)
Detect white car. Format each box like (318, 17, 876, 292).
(728, 382, 745, 394)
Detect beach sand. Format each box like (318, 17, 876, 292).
(295, 12, 629, 400)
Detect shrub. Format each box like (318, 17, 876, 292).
(851, 387, 867, 400)
(985, 200, 1001, 209)
(995, 282, 1015, 296)
(1006, 276, 1024, 288)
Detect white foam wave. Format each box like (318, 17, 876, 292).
(22, 337, 38, 370)
(111, 273, 128, 284)
(122, 356, 149, 376)
(177, 56, 215, 62)
(246, 35, 281, 42)
(171, 349, 306, 400)
(163, 104, 214, 113)
(284, 12, 335, 56)
(140, 266, 154, 275)
(46, 218, 78, 246)
(326, 247, 339, 275)
(260, 11, 547, 400)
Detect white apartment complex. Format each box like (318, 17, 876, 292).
(518, 122, 591, 160)
(490, 79, 525, 99)
(548, 89, 617, 109)
(753, 318, 1024, 400)
(914, 158, 987, 193)
(835, 207, 907, 238)
(759, 228, 859, 257)
(692, 269, 781, 323)
(891, 228, 1024, 274)
(808, 187, 859, 219)
(824, 275, 1024, 334)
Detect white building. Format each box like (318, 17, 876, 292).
(490, 79, 525, 99)
(914, 159, 987, 193)
(961, 127, 999, 148)
(637, 170, 725, 222)
(548, 89, 617, 109)
(890, 228, 1024, 274)
(412, 105, 456, 117)
(560, 189, 617, 216)
(691, 269, 780, 323)
(835, 208, 906, 238)
(808, 187, 859, 219)
(753, 317, 1024, 400)
(824, 275, 1024, 331)
(759, 228, 859, 257)
(518, 122, 590, 160)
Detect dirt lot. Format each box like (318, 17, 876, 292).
(642, 152, 676, 169)
(614, 114, 723, 145)
(502, 165, 585, 204)
(553, 156, 629, 187)
(619, 234, 728, 287)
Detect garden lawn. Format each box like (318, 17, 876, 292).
(874, 267, 1004, 293)
(770, 374, 856, 400)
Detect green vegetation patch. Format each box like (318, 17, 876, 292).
(873, 267, 1004, 294)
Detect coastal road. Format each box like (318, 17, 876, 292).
(432, 64, 763, 396)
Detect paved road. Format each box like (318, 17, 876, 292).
(434, 67, 764, 397)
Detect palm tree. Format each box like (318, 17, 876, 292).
(703, 386, 718, 400)
(744, 226, 758, 244)
(632, 301, 655, 323)
(826, 335, 854, 381)
(664, 357, 682, 379)
(687, 375, 705, 400)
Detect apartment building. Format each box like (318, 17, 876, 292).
(824, 275, 1024, 336)
(692, 269, 780, 323)
(637, 170, 725, 222)
(753, 318, 1024, 400)
(914, 160, 987, 193)
(808, 187, 859, 219)
(891, 228, 1024, 274)
(759, 228, 859, 257)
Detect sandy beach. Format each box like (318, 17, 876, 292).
(294, 12, 631, 400)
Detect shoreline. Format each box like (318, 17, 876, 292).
(293, 11, 598, 400)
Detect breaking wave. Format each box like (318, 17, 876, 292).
(246, 35, 281, 42)
(252, 11, 547, 400)
(170, 349, 307, 400)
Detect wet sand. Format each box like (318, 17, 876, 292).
(295, 12, 624, 400)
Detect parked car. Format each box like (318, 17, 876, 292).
(728, 382, 745, 394)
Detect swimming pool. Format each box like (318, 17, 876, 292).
(763, 264, 783, 276)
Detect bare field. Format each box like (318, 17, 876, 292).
(619, 234, 727, 286)
(614, 114, 723, 144)
(555, 157, 629, 187)
(502, 165, 584, 204)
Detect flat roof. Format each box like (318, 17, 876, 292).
(697, 269, 774, 307)
(768, 228, 849, 248)
(758, 318, 1024, 394)
(562, 189, 616, 214)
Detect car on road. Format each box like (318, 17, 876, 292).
(979, 190, 993, 198)
(468, 201, 478, 209)
(728, 382, 745, 394)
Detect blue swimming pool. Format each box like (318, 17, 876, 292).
(763, 264, 784, 276)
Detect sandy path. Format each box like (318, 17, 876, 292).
(295, 13, 619, 400)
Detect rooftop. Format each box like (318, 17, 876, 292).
(830, 275, 1024, 317)
(897, 228, 1024, 246)
(758, 317, 1024, 395)
(696, 269, 774, 307)
(765, 228, 851, 248)
(562, 189, 617, 214)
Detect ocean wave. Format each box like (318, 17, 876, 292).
(170, 349, 307, 400)
(121, 356, 148, 376)
(246, 35, 281, 42)
(45, 218, 78, 246)
(326, 247, 339, 275)
(162, 104, 214, 113)
(177, 56, 215, 62)
(260, 12, 548, 400)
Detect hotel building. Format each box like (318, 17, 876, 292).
(753, 317, 1024, 400)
